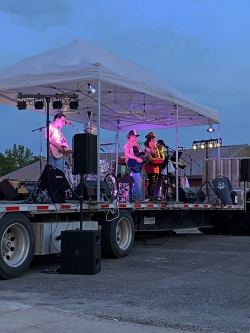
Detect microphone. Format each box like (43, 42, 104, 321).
(65, 121, 82, 133)
(157, 139, 170, 149)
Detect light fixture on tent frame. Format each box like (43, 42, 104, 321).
(207, 124, 215, 133)
(206, 119, 215, 133)
(87, 83, 96, 94)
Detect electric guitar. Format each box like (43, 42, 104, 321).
(127, 152, 150, 173)
(50, 145, 72, 159)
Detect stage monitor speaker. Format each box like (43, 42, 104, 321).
(71, 180, 112, 200)
(240, 159, 250, 181)
(72, 133, 97, 175)
(0, 179, 29, 200)
(179, 187, 198, 203)
(61, 230, 101, 275)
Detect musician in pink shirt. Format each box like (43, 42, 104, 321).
(45, 112, 71, 172)
(123, 129, 144, 201)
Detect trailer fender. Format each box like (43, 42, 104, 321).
(0, 213, 35, 279)
(101, 210, 134, 258)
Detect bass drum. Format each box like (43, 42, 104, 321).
(104, 173, 118, 201)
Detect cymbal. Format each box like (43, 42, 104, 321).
(100, 143, 115, 146)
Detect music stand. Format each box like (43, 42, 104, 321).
(170, 151, 183, 163)
(179, 148, 200, 184)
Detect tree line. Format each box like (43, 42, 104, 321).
(0, 144, 40, 177)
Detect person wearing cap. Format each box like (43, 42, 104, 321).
(144, 133, 162, 200)
(123, 130, 144, 201)
(45, 112, 71, 172)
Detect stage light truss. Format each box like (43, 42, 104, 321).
(16, 93, 79, 110)
(192, 138, 222, 150)
(16, 92, 80, 164)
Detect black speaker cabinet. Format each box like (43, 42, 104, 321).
(0, 179, 29, 200)
(179, 187, 198, 203)
(240, 159, 250, 181)
(71, 180, 112, 200)
(61, 230, 101, 275)
(72, 133, 97, 175)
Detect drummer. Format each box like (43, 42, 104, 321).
(144, 132, 161, 200)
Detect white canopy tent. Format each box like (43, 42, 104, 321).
(0, 38, 220, 200)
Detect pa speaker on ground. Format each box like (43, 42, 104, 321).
(61, 230, 101, 275)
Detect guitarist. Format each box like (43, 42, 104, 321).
(45, 112, 71, 172)
(124, 130, 146, 201)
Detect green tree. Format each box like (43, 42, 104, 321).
(0, 152, 5, 176)
(0, 144, 40, 177)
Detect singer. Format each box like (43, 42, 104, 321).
(45, 112, 72, 172)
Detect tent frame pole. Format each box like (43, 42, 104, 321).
(97, 79, 101, 201)
(175, 105, 179, 202)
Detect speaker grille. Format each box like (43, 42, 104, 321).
(61, 230, 101, 275)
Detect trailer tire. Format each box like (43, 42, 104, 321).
(0, 213, 35, 279)
(101, 210, 134, 258)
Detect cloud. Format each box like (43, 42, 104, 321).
(0, 0, 72, 30)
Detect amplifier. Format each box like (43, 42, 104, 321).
(179, 187, 198, 203)
(71, 180, 111, 200)
(0, 179, 29, 200)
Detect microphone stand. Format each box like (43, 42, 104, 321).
(180, 148, 200, 184)
(161, 144, 174, 200)
(67, 122, 82, 134)
(165, 146, 176, 198)
(31, 125, 47, 175)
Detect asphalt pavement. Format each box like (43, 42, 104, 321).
(1, 229, 250, 333)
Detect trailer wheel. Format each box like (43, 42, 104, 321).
(102, 210, 134, 258)
(0, 213, 35, 279)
